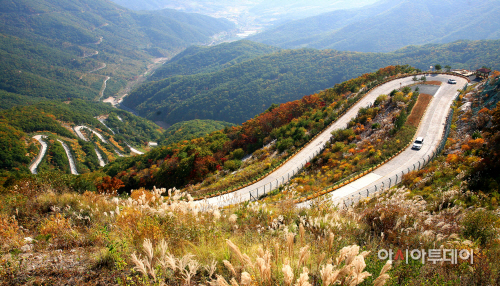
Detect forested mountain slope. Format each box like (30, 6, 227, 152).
(124, 39, 500, 125)
(149, 40, 280, 81)
(250, 0, 500, 52)
(106, 65, 416, 191)
(0, 100, 162, 174)
(0, 0, 234, 56)
(162, 119, 235, 146)
(0, 0, 234, 107)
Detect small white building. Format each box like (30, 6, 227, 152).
(148, 142, 158, 148)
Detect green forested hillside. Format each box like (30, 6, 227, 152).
(0, 34, 102, 102)
(0, 100, 163, 173)
(0, 0, 234, 56)
(149, 40, 280, 81)
(0, 0, 234, 108)
(162, 119, 235, 146)
(250, 0, 500, 52)
(0, 122, 30, 170)
(124, 40, 500, 125)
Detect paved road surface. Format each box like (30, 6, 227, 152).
(98, 119, 115, 135)
(57, 139, 79, 175)
(74, 125, 124, 157)
(297, 74, 468, 207)
(30, 135, 48, 174)
(126, 143, 144, 155)
(95, 148, 106, 167)
(75, 126, 108, 143)
(98, 76, 111, 100)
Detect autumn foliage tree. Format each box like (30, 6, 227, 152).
(96, 176, 125, 196)
(468, 101, 500, 193)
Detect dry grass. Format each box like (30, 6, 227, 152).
(424, 81, 443, 86)
(0, 180, 496, 285)
(0, 213, 23, 250)
(406, 93, 433, 127)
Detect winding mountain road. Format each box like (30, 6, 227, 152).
(29, 135, 48, 174)
(74, 125, 125, 157)
(74, 125, 108, 143)
(89, 63, 106, 73)
(98, 76, 110, 100)
(98, 119, 115, 135)
(197, 74, 468, 208)
(57, 139, 79, 175)
(126, 143, 144, 155)
(95, 148, 106, 167)
(298, 74, 468, 207)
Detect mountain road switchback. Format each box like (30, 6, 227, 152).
(29, 135, 48, 174)
(194, 73, 468, 208)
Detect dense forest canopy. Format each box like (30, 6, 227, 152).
(162, 119, 235, 146)
(149, 40, 280, 81)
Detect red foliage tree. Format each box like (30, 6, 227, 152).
(96, 176, 124, 196)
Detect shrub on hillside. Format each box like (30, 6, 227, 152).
(277, 138, 294, 153)
(224, 160, 242, 171)
(462, 209, 499, 246)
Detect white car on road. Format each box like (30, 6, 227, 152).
(412, 137, 424, 150)
(448, 79, 457, 84)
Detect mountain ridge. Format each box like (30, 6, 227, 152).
(249, 0, 500, 52)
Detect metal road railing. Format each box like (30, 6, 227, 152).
(248, 145, 326, 201)
(237, 74, 470, 205)
(333, 91, 461, 209)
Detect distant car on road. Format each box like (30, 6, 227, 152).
(412, 137, 424, 150)
(448, 79, 457, 84)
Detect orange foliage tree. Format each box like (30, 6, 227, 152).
(96, 176, 125, 195)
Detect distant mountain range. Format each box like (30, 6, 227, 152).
(124, 39, 500, 125)
(0, 0, 235, 174)
(109, 0, 377, 26)
(250, 0, 500, 52)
